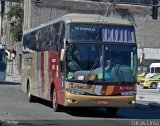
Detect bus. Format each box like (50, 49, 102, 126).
(22, 13, 137, 116)
(0, 44, 7, 82)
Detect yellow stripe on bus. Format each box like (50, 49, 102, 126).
(105, 86, 115, 95)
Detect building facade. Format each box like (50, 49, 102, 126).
(23, 0, 160, 66)
(1, 0, 160, 72)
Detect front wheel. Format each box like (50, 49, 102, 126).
(27, 84, 35, 102)
(52, 88, 62, 112)
(106, 107, 118, 117)
(151, 83, 157, 89)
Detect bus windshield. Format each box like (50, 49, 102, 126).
(66, 43, 137, 84)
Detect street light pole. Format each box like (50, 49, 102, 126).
(104, 0, 120, 17)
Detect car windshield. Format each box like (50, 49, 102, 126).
(66, 43, 137, 84)
(150, 74, 160, 79)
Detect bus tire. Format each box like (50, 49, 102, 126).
(106, 107, 118, 117)
(52, 88, 62, 112)
(27, 83, 35, 102)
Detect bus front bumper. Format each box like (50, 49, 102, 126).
(64, 91, 136, 107)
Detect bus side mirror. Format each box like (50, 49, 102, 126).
(60, 49, 66, 61)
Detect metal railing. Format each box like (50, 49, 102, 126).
(87, 0, 160, 6)
(117, 0, 152, 5)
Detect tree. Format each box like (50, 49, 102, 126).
(7, 4, 23, 41)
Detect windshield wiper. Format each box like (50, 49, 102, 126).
(112, 64, 123, 84)
(85, 57, 100, 84)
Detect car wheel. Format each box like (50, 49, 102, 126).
(151, 83, 157, 89)
(52, 88, 62, 112)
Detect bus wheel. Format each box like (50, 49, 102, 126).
(151, 83, 157, 89)
(52, 88, 62, 112)
(106, 107, 118, 117)
(27, 84, 35, 102)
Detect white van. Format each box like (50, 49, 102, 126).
(145, 63, 160, 78)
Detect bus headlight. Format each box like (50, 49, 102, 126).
(66, 89, 85, 95)
(121, 91, 136, 96)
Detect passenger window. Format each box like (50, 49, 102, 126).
(155, 67, 160, 73)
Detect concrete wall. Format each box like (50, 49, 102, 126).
(23, 0, 160, 66)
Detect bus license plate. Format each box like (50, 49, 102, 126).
(97, 100, 109, 104)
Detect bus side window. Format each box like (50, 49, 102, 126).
(55, 23, 60, 52)
(43, 27, 50, 51)
(50, 25, 55, 50)
(40, 28, 45, 51)
(23, 33, 31, 53)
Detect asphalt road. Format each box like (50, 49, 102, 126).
(136, 85, 160, 104)
(0, 83, 160, 126)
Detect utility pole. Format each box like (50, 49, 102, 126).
(151, 0, 159, 20)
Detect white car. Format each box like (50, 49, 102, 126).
(158, 83, 160, 92)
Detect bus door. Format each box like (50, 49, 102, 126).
(55, 21, 65, 102)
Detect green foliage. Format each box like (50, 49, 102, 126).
(10, 24, 22, 41)
(7, 4, 23, 41)
(7, 4, 23, 19)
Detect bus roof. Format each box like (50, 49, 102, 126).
(62, 13, 132, 25)
(24, 13, 133, 34)
(150, 63, 160, 67)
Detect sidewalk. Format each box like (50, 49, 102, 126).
(5, 74, 21, 84)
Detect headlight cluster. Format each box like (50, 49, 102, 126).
(121, 91, 136, 96)
(66, 89, 85, 95)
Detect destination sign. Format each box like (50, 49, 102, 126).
(69, 24, 135, 43)
(73, 26, 97, 32)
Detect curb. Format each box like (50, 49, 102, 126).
(0, 81, 20, 85)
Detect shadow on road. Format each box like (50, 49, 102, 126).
(0, 81, 20, 85)
(118, 103, 160, 119)
(34, 97, 160, 119)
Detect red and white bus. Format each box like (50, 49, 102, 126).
(21, 13, 137, 116)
